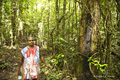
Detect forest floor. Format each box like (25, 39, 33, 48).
(0, 46, 118, 80)
(0, 46, 53, 80)
(0, 47, 21, 80)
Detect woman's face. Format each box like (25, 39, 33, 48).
(27, 37, 34, 46)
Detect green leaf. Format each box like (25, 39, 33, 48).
(61, 55, 64, 57)
(100, 68, 105, 72)
(88, 57, 92, 61)
(59, 38, 68, 43)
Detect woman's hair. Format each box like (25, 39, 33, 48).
(27, 36, 34, 41)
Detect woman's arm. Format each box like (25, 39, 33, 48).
(18, 53, 24, 75)
(39, 51, 50, 68)
(40, 53, 48, 66)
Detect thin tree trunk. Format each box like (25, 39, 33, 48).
(116, 0, 120, 29)
(0, 0, 2, 47)
(78, 1, 81, 51)
(54, 0, 59, 54)
(47, 0, 50, 51)
(11, 1, 17, 46)
(18, 0, 23, 42)
(71, 3, 74, 39)
(75, 0, 78, 49)
(62, 0, 66, 38)
(67, 0, 71, 41)
(105, 0, 112, 75)
(56, 0, 59, 36)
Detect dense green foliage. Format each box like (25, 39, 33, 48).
(0, 0, 120, 80)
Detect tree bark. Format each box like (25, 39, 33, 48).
(79, 0, 100, 79)
(91, 0, 100, 54)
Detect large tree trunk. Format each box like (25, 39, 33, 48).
(90, 0, 101, 77)
(91, 0, 100, 53)
(79, 0, 90, 79)
(79, 0, 100, 79)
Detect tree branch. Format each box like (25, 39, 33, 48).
(50, 11, 71, 35)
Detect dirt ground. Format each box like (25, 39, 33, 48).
(0, 48, 20, 80)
